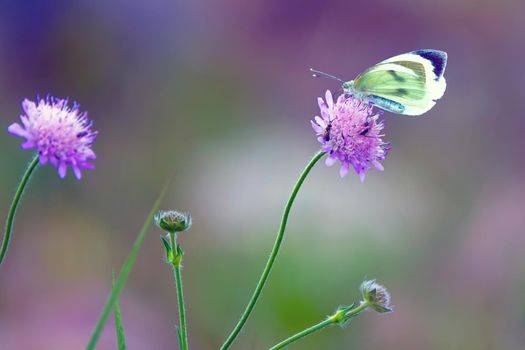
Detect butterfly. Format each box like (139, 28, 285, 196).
(311, 49, 447, 116)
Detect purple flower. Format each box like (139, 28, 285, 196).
(311, 90, 390, 181)
(8, 96, 97, 179)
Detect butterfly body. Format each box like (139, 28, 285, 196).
(313, 49, 448, 116)
(343, 84, 407, 114)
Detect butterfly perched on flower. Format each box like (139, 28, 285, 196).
(311, 49, 447, 116)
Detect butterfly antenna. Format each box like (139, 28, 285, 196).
(309, 68, 344, 83)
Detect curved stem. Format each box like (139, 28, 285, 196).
(270, 318, 333, 350)
(0, 154, 39, 265)
(170, 233, 189, 350)
(269, 302, 369, 350)
(220, 151, 325, 350)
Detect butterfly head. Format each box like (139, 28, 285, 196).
(342, 80, 355, 95)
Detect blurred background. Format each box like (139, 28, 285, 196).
(1, 0, 524, 349)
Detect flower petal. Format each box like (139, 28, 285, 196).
(317, 97, 326, 110)
(20, 115, 30, 128)
(83, 148, 96, 159)
(372, 160, 384, 171)
(325, 156, 337, 167)
(325, 90, 333, 109)
(311, 120, 323, 134)
(314, 116, 325, 126)
(21, 141, 35, 149)
(339, 165, 349, 177)
(58, 163, 67, 178)
(81, 162, 95, 170)
(73, 166, 82, 180)
(21, 99, 37, 116)
(7, 123, 28, 138)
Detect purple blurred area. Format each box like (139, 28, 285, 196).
(1, 0, 525, 349)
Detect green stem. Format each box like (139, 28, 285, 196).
(270, 318, 333, 350)
(170, 233, 189, 350)
(0, 154, 39, 265)
(86, 182, 170, 350)
(220, 151, 325, 350)
(173, 265, 188, 350)
(112, 272, 127, 350)
(269, 303, 369, 350)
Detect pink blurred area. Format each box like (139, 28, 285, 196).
(1, 0, 525, 349)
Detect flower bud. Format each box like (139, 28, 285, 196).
(154, 210, 192, 234)
(360, 280, 392, 313)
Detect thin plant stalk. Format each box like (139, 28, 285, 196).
(221, 151, 325, 349)
(86, 182, 170, 350)
(269, 302, 369, 350)
(0, 154, 39, 265)
(169, 233, 189, 350)
(112, 272, 127, 350)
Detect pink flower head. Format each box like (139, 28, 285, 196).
(8, 96, 97, 179)
(311, 90, 390, 181)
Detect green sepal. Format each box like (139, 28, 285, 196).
(344, 303, 356, 312)
(172, 245, 184, 267)
(335, 303, 355, 328)
(176, 245, 184, 257)
(160, 235, 172, 261)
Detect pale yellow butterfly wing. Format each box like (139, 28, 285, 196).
(353, 50, 447, 116)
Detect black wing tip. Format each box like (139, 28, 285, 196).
(411, 49, 448, 59)
(411, 49, 447, 79)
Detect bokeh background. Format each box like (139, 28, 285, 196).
(1, 0, 524, 349)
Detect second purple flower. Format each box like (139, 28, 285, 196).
(311, 90, 390, 181)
